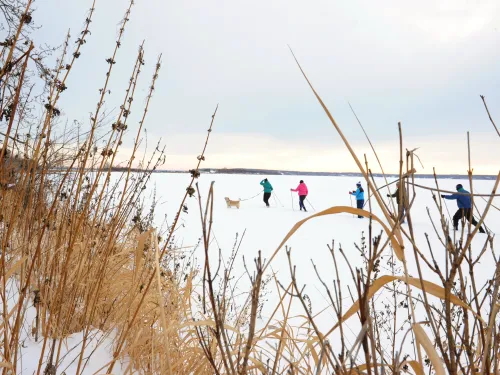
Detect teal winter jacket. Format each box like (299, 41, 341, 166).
(260, 179, 273, 193)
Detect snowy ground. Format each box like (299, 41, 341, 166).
(149, 173, 500, 344)
(6, 278, 127, 375)
(13, 173, 500, 373)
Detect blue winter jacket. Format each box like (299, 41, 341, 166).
(351, 187, 364, 201)
(443, 188, 471, 209)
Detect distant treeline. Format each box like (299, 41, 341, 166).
(100, 167, 498, 180)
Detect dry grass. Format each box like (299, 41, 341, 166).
(1, 1, 500, 375)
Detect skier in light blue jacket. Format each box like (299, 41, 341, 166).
(349, 181, 364, 219)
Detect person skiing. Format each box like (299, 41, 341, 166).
(290, 180, 308, 212)
(441, 184, 485, 233)
(260, 178, 273, 207)
(349, 181, 364, 218)
(387, 181, 408, 223)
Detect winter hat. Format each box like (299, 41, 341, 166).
(456, 184, 463, 190)
(299, 180, 304, 183)
(356, 181, 361, 186)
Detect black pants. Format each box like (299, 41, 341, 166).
(453, 208, 484, 233)
(263, 192, 271, 206)
(397, 203, 406, 224)
(356, 199, 364, 218)
(299, 195, 307, 211)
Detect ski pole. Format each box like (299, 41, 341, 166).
(349, 194, 355, 218)
(305, 197, 316, 212)
(274, 192, 285, 207)
(443, 199, 452, 224)
(291, 191, 294, 211)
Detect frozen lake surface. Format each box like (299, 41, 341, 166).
(147, 173, 500, 342)
(15, 172, 500, 373)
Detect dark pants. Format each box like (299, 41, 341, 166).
(263, 192, 271, 207)
(398, 204, 406, 224)
(356, 199, 364, 218)
(453, 208, 485, 233)
(299, 195, 307, 211)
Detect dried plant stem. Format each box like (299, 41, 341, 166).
(480, 95, 500, 138)
(0, 44, 31, 367)
(349, 102, 397, 215)
(106, 106, 218, 373)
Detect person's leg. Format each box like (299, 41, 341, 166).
(356, 199, 364, 218)
(453, 209, 463, 230)
(465, 208, 485, 233)
(264, 192, 270, 206)
(299, 196, 306, 211)
(399, 204, 406, 224)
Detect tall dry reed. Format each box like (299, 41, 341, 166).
(1, 1, 500, 375)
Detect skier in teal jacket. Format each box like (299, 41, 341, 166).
(260, 178, 273, 207)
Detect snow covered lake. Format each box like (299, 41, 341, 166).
(147, 173, 500, 338)
(14, 172, 500, 374)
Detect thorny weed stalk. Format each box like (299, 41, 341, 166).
(0, 1, 216, 374)
(2, 2, 500, 375)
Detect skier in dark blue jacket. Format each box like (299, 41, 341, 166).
(441, 184, 485, 233)
(349, 182, 364, 218)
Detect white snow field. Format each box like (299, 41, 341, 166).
(147, 173, 500, 347)
(12, 173, 499, 373)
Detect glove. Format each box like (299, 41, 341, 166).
(386, 194, 390, 197)
(441, 195, 445, 198)
(290, 189, 293, 191)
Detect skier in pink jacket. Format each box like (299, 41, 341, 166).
(291, 180, 309, 212)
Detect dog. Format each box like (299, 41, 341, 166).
(225, 197, 240, 209)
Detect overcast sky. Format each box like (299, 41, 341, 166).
(34, 0, 500, 174)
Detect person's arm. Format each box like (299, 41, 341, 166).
(441, 193, 457, 200)
(260, 180, 265, 186)
(291, 186, 298, 192)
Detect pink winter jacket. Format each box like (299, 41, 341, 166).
(291, 183, 308, 196)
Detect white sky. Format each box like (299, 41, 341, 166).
(33, 0, 500, 174)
